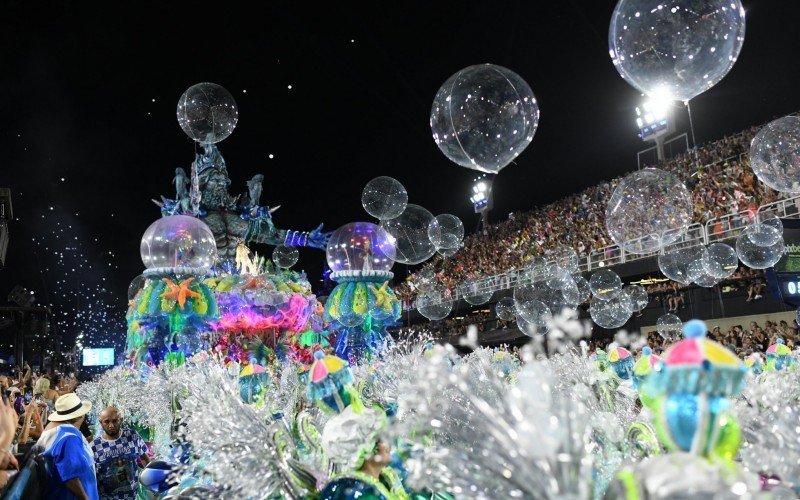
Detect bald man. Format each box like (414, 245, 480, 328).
(90, 407, 149, 500)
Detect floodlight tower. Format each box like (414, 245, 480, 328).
(470, 174, 494, 232)
(635, 94, 674, 162)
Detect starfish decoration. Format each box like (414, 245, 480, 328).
(161, 277, 202, 310)
(368, 281, 393, 310)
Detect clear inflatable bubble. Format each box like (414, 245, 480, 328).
(414, 266, 437, 293)
(609, 0, 746, 102)
(573, 274, 591, 304)
(428, 214, 464, 250)
(623, 285, 648, 312)
(416, 287, 453, 321)
(658, 244, 706, 284)
(749, 116, 800, 193)
(687, 257, 719, 287)
(272, 244, 299, 269)
(437, 245, 461, 258)
(461, 278, 494, 306)
(513, 283, 542, 323)
(523, 256, 547, 281)
(538, 281, 581, 315)
(544, 264, 572, 290)
(381, 204, 437, 265)
(589, 269, 623, 301)
(589, 291, 633, 329)
(704, 242, 738, 279)
(656, 313, 683, 342)
(128, 275, 146, 301)
(736, 232, 784, 270)
(744, 215, 783, 247)
(430, 64, 540, 174)
(606, 168, 692, 255)
(176, 82, 239, 144)
(140, 215, 218, 270)
(495, 297, 516, 321)
(515, 300, 551, 336)
(545, 245, 580, 273)
(326, 222, 396, 273)
(684, 247, 711, 283)
(361, 176, 408, 220)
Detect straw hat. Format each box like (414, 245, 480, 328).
(48, 393, 91, 422)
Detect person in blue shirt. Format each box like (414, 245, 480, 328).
(38, 393, 98, 500)
(91, 406, 150, 500)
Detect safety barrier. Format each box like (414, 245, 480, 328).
(405, 195, 800, 311)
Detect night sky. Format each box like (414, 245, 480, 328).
(1, 1, 799, 350)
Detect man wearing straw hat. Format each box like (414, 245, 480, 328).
(37, 393, 98, 500)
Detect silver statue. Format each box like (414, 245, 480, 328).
(246, 174, 264, 209)
(173, 167, 189, 200)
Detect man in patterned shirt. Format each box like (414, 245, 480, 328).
(90, 407, 150, 500)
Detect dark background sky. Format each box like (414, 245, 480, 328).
(1, 1, 799, 350)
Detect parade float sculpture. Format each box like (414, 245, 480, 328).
(323, 222, 401, 363)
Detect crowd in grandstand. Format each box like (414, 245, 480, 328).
(395, 124, 783, 304)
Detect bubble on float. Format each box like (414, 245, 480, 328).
(608, 0, 745, 102)
(428, 214, 464, 250)
(325, 222, 396, 272)
(750, 116, 800, 193)
(128, 275, 146, 301)
(704, 242, 738, 279)
(414, 266, 437, 293)
(656, 313, 683, 342)
(605, 168, 692, 255)
(658, 244, 706, 285)
(513, 283, 542, 323)
(176, 82, 239, 144)
(545, 245, 580, 273)
(430, 63, 540, 174)
(684, 246, 711, 283)
(544, 264, 572, 290)
(736, 232, 784, 270)
(416, 286, 453, 321)
(589, 291, 633, 329)
(140, 215, 217, 270)
(437, 245, 461, 258)
(495, 297, 516, 321)
(538, 281, 581, 315)
(688, 257, 719, 288)
(623, 285, 648, 312)
(523, 256, 547, 281)
(272, 245, 299, 269)
(515, 300, 551, 337)
(381, 204, 437, 265)
(361, 176, 408, 220)
(461, 278, 494, 306)
(589, 269, 623, 301)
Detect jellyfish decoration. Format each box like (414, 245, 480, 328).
(324, 223, 401, 363)
(745, 352, 764, 376)
(125, 276, 218, 367)
(642, 320, 747, 460)
(238, 363, 271, 404)
(765, 338, 795, 372)
(307, 351, 356, 414)
(607, 344, 634, 381)
(632, 346, 661, 391)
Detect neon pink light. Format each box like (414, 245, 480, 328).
(213, 294, 311, 333)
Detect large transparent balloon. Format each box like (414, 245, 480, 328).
(743, 215, 783, 247)
(589, 292, 633, 329)
(513, 284, 542, 323)
(606, 168, 692, 255)
(381, 204, 437, 265)
(546, 245, 580, 273)
(414, 266, 437, 293)
(589, 269, 623, 301)
(416, 287, 453, 321)
(128, 275, 146, 301)
(272, 245, 299, 269)
(704, 243, 738, 280)
(656, 313, 683, 342)
(623, 285, 648, 312)
(515, 300, 551, 336)
(430, 64, 540, 174)
(658, 244, 706, 284)
(749, 116, 800, 193)
(495, 297, 516, 321)
(687, 258, 719, 288)
(140, 215, 217, 270)
(461, 278, 494, 306)
(736, 233, 784, 270)
(609, 0, 746, 102)
(325, 222, 396, 273)
(573, 274, 591, 304)
(361, 176, 408, 220)
(428, 214, 464, 250)
(176, 82, 239, 144)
